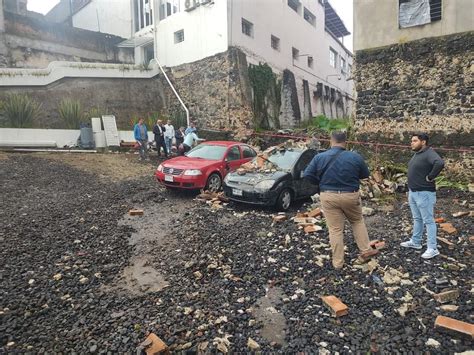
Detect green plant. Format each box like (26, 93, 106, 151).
(58, 99, 84, 129)
(248, 63, 281, 130)
(87, 106, 109, 118)
(138, 60, 151, 71)
(302, 115, 351, 133)
(3, 94, 42, 128)
(435, 175, 467, 190)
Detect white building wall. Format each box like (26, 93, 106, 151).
(228, 0, 353, 119)
(154, 0, 228, 67)
(73, 0, 134, 39)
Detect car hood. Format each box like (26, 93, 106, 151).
(161, 156, 219, 169)
(226, 171, 289, 186)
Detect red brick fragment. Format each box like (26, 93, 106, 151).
(321, 295, 348, 317)
(273, 215, 287, 222)
(141, 333, 169, 355)
(304, 225, 322, 233)
(307, 208, 322, 218)
(435, 316, 474, 339)
(128, 209, 144, 216)
(435, 217, 446, 223)
(370, 240, 386, 250)
(433, 290, 459, 304)
(439, 223, 457, 234)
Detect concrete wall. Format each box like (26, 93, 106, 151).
(229, 0, 353, 120)
(354, 31, 474, 148)
(0, 11, 133, 68)
(155, 0, 228, 67)
(73, 0, 134, 39)
(0, 127, 151, 147)
(354, 0, 474, 51)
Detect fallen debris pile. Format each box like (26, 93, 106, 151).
(196, 190, 230, 209)
(361, 167, 407, 199)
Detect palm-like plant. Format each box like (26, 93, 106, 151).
(58, 99, 84, 129)
(3, 94, 42, 128)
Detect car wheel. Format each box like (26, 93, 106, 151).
(276, 189, 292, 211)
(206, 173, 222, 192)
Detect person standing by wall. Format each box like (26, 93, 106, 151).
(185, 121, 197, 135)
(133, 118, 149, 161)
(400, 133, 445, 259)
(183, 130, 199, 154)
(153, 119, 168, 158)
(164, 119, 175, 155)
(304, 131, 378, 269)
(175, 126, 185, 154)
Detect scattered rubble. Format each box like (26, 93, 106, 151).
(434, 290, 460, 304)
(435, 316, 474, 339)
(128, 209, 144, 216)
(321, 296, 349, 318)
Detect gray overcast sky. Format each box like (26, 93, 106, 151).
(27, 0, 353, 51)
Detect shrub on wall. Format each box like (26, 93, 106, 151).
(3, 94, 42, 128)
(58, 99, 84, 129)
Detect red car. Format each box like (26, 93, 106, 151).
(155, 141, 257, 191)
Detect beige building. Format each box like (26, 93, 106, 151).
(354, 0, 473, 50)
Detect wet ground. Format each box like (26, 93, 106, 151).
(0, 152, 472, 353)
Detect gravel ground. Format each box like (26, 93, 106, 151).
(0, 153, 472, 353)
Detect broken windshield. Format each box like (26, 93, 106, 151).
(265, 150, 301, 170)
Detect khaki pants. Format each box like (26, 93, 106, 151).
(320, 192, 371, 268)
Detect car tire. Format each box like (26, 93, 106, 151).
(205, 173, 222, 192)
(276, 188, 292, 211)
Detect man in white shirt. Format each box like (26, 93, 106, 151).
(164, 120, 175, 155)
(183, 131, 199, 153)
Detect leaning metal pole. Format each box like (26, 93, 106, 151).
(152, 1, 190, 127)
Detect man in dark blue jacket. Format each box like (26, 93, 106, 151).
(304, 131, 378, 269)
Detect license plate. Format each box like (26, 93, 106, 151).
(165, 175, 174, 182)
(233, 188, 243, 196)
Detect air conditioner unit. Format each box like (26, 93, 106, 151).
(184, 0, 196, 11)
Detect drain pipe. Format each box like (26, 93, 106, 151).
(152, 2, 190, 126)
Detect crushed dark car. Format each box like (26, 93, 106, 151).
(223, 141, 321, 211)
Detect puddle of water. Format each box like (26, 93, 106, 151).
(253, 286, 288, 346)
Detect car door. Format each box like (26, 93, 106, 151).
(293, 150, 318, 198)
(225, 145, 242, 173)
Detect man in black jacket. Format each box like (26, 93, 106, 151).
(400, 133, 445, 259)
(153, 119, 168, 158)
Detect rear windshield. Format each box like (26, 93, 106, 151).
(186, 144, 227, 160)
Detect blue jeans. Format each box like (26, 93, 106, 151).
(409, 190, 437, 250)
(165, 137, 173, 154)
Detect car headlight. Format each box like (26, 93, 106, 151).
(184, 169, 202, 176)
(157, 164, 163, 172)
(224, 174, 231, 183)
(254, 180, 276, 191)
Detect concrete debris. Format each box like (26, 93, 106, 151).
(213, 334, 232, 354)
(439, 223, 457, 234)
(440, 305, 459, 312)
(452, 211, 469, 218)
(373, 310, 384, 318)
(247, 338, 261, 350)
(433, 290, 459, 304)
(383, 268, 407, 285)
(360, 167, 406, 199)
(425, 338, 441, 348)
(362, 207, 375, 216)
(138, 333, 168, 355)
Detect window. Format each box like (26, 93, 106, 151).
(329, 48, 337, 68)
(174, 29, 184, 43)
(398, 0, 442, 28)
(307, 56, 314, 68)
(288, 0, 301, 13)
(348, 64, 352, 76)
(271, 35, 280, 51)
(242, 18, 254, 37)
(303, 7, 316, 27)
(242, 146, 257, 159)
(134, 0, 153, 31)
(227, 146, 241, 161)
(159, 0, 179, 21)
(340, 57, 346, 74)
(292, 47, 300, 60)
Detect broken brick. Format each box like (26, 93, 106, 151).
(294, 217, 309, 224)
(307, 208, 322, 218)
(370, 240, 386, 250)
(452, 211, 469, 218)
(128, 209, 144, 216)
(140, 333, 169, 355)
(273, 215, 287, 222)
(304, 225, 322, 234)
(469, 236, 474, 244)
(433, 290, 459, 304)
(437, 237, 455, 249)
(435, 217, 446, 223)
(321, 295, 348, 317)
(439, 223, 457, 235)
(296, 212, 309, 218)
(435, 316, 474, 339)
